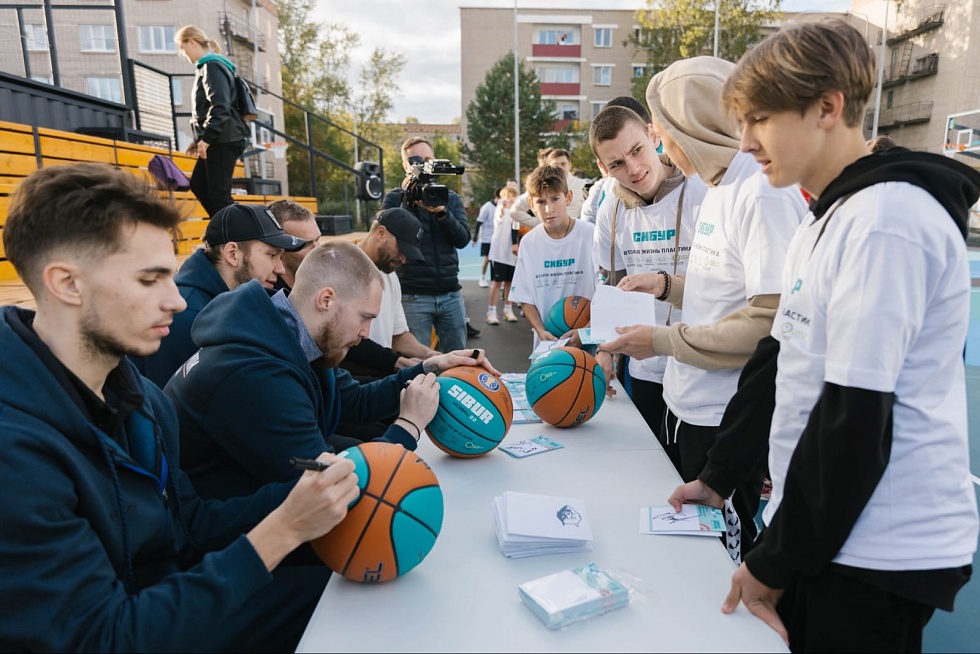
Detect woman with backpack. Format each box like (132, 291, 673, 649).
(175, 25, 250, 217)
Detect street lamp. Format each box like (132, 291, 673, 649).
(514, 0, 521, 187)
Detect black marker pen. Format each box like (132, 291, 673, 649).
(289, 457, 331, 472)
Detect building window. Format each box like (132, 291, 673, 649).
(31, 74, 53, 84)
(535, 65, 579, 84)
(594, 27, 612, 48)
(138, 25, 177, 53)
(593, 66, 612, 86)
(886, 90, 894, 109)
(633, 64, 646, 78)
(24, 24, 48, 51)
(536, 28, 577, 45)
(591, 101, 606, 119)
(554, 103, 578, 121)
(171, 77, 183, 106)
(85, 76, 122, 103)
(80, 24, 116, 52)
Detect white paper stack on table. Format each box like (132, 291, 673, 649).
(518, 562, 631, 630)
(493, 491, 594, 558)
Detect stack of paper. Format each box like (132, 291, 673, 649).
(518, 563, 631, 630)
(500, 374, 542, 424)
(492, 491, 594, 558)
(638, 504, 726, 537)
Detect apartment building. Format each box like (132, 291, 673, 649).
(460, 6, 644, 143)
(0, 0, 287, 187)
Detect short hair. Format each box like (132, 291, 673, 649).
(268, 199, 314, 224)
(3, 163, 182, 293)
(589, 105, 650, 154)
(867, 134, 898, 153)
(606, 96, 651, 124)
(536, 147, 555, 166)
(499, 186, 518, 199)
(400, 136, 432, 160)
(174, 25, 220, 53)
(291, 241, 383, 303)
(548, 148, 571, 161)
(722, 18, 875, 128)
(525, 165, 568, 199)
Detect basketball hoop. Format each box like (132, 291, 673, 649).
(263, 141, 288, 159)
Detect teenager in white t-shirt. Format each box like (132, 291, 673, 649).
(600, 57, 806, 558)
(545, 148, 587, 220)
(589, 105, 706, 433)
(509, 165, 596, 351)
(485, 186, 520, 325)
(472, 190, 498, 288)
(669, 21, 980, 651)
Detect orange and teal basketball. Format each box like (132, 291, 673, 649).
(525, 346, 605, 428)
(310, 442, 442, 583)
(426, 366, 513, 457)
(544, 295, 591, 338)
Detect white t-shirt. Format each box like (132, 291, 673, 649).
(368, 271, 409, 349)
(580, 176, 612, 226)
(509, 219, 596, 348)
(764, 182, 978, 570)
(475, 200, 496, 244)
(566, 173, 587, 220)
(594, 177, 707, 383)
(663, 151, 806, 426)
(488, 204, 518, 266)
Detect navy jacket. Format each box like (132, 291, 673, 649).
(0, 306, 289, 652)
(134, 248, 229, 388)
(164, 281, 421, 500)
(382, 188, 470, 295)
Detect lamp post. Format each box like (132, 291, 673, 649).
(713, 0, 720, 58)
(514, 0, 521, 187)
(845, 6, 889, 139)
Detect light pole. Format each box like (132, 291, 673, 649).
(713, 0, 720, 58)
(871, 2, 890, 139)
(513, 0, 521, 187)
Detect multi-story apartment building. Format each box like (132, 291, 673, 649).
(0, 0, 287, 188)
(460, 6, 644, 142)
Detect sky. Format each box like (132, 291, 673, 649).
(312, 0, 852, 124)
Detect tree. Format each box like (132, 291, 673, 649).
(461, 52, 556, 207)
(628, 0, 781, 101)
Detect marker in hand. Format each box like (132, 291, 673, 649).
(289, 457, 331, 472)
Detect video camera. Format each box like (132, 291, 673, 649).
(403, 156, 465, 208)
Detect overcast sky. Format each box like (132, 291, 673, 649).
(312, 0, 852, 124)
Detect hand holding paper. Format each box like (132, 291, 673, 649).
(601, 325, 656, 360)
(588, 285, 659, 343)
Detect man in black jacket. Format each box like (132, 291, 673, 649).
(382, 137, 472, 352)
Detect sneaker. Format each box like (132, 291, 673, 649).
(466, 319, 481, 337)
(478, 276, 489, 288)
(502, 306, 519, 322)
(486, 307, 500, 325)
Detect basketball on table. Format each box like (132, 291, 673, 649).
(426, 366, 513, 458)
(544, 296, 591, 338)
(525, 347, 605, 428)
(310, 442, 443, 583)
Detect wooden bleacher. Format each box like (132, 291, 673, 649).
(0, 119, 362, 311)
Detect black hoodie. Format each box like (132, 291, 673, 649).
(700, 149, 979, 609)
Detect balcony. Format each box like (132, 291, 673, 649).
(539, 82, 580, 96)
(218, 11, 267, 52)
(867, 101, 933, 130)
(882, 52, 939, 88)
(887, 4, 945, 44)
(532, 43, 581, 58)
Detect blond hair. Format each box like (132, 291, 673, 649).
(722, 18, 875, 127)
(292, 241, 382, 303)
(525, 165, 568, 199)
(174, 25, 221, 53)
(400, 136, 432, 160)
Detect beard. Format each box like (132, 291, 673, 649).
(79, 312, 143, 361)
(376, 253, 400, 274)
(232, 249, 254, 286)
(314, 311, 356, 367)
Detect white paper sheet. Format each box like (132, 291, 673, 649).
(589, 285, 659, 342)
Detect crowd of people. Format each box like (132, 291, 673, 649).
(0, 18, 977, 654)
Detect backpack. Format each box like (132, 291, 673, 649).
(213, 62, 258, 122)
(148, 154, 191, 191)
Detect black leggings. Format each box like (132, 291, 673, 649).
(190, 141, 246, 217)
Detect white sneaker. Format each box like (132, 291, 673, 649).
(478, 276, 489, 288)
(503, 306, 519, 322)
(486, 307, 500, 325)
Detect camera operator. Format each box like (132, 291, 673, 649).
(382, 137, 472, 352)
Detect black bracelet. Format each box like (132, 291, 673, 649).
(396, 417, 422, 441)
(656, 270, 671, 302)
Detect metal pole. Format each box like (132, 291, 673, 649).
(42, 0, 60, 86)
(353, 110, 360, 227)
(872, 1, 888, 138)
(514, 0, 521, 187)
(713, 0, 720, 58)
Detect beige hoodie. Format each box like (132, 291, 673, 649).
(646, 56, 740, 188)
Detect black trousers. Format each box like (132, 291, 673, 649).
(629, 378, 667, 439)
(661, 408, 763, 549)
(190, 141, 246, 217)
(778, 567, 935, 653)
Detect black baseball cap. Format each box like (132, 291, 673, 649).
(376, 208, 425, 263)
(204, 204, 306, 252)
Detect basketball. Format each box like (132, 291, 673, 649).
(525, 347, 605, 428)
(544, 295, 591, 338)
(425, 366, 513, 457)
(310, 442, 443, 583)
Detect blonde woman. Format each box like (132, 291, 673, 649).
(175, 25, 250, 217)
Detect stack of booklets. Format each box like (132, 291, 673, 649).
(492, 491, 593, 558)
(500, 374, 542, 424)
(518, 563, 630, 630)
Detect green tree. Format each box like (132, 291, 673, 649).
(461, 52, 556, 208)
(628, 0, 781, 101)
